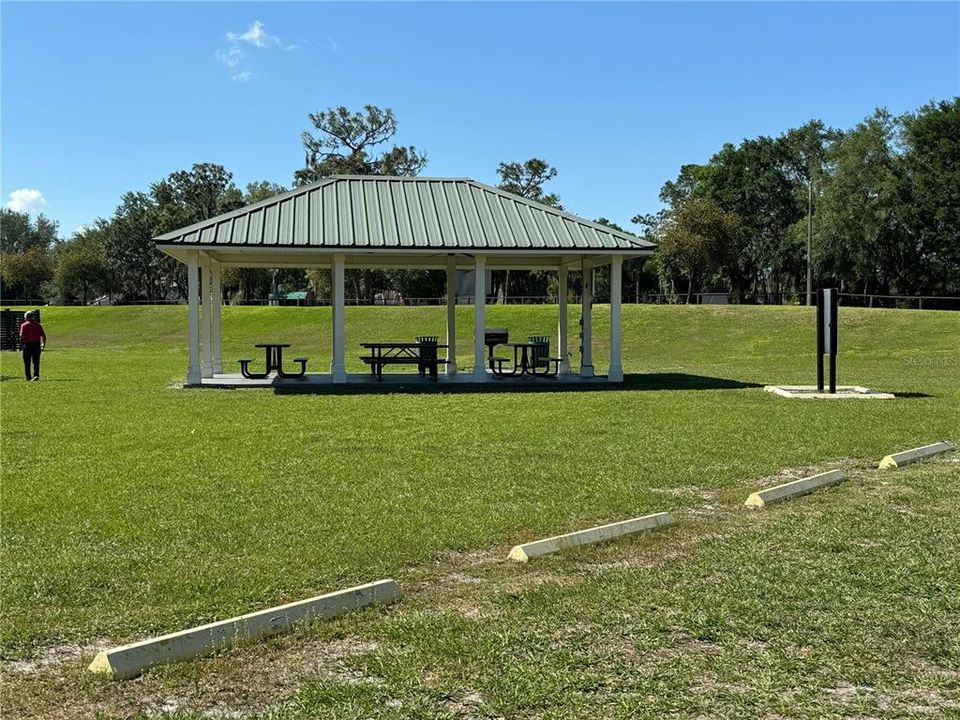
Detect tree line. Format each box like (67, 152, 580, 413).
(646, 98, 959, 303)
(0, 167, 287, 305)
(1, 98, 956, 306)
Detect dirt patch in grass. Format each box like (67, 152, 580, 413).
(5, 641, 107, 675)
(441, 688, 488, 717)
(824, 682, 960, 715)
(1, 636, 379, 720)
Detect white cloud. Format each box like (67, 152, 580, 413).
(216, 46, 244, 68)
(327, 35, 339, 52)
(227, 20, 279, 48)
(5, 188, 47, 215)
(217, 20, 288, 79)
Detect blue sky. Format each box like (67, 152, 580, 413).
(2, 1, 958, 237)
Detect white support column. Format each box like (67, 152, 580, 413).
(580, 263, 594, 378)
(210, 260, 223, 374)
(609, 255, 623, 382)
(557, 265, 569, 373)
(446, 256, 457, 375)
(331, 254, 346, 383)
(186, 253, 201, 386)
(200, 255, 213, 379)
(472, 256, 487, 381)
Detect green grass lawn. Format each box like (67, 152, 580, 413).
(1, 304, 958, 718)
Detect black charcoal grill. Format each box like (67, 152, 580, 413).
(0, 309, 26, 351)
(484, 327, 508, 362)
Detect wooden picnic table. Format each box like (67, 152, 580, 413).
(360, 341, 449, 380)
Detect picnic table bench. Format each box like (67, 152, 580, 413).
(360, 338, 449, 380)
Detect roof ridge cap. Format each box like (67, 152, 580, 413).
(328, 175, 475, 182)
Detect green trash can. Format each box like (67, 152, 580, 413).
(415, 336, 439, 377)
(528, 335, 550, 370)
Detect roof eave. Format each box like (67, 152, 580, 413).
(157, 243, 655, 255)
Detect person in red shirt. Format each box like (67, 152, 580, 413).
(19, 310, 46, 381)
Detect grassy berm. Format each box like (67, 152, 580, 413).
(1, 304, 958, 718)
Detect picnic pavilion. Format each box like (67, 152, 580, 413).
(154, 176, 655, 387)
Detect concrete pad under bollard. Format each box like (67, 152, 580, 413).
(507, 512, 674, 563)
(764, 385, 895, 400)
(744, 470, 847, 509)
(88, 579, 399, 680)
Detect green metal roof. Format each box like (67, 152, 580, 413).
(153, 176, 654, 253)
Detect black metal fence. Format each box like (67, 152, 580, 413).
(837, 293, 960, 311)
(4, 295, 575, 307)
(637, 293, 960, 310)
(5, 293, 960, 310)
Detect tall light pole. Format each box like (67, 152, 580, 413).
(806, 177, 813, 306)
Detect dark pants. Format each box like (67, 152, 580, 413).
(22, 342, 41, 380)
